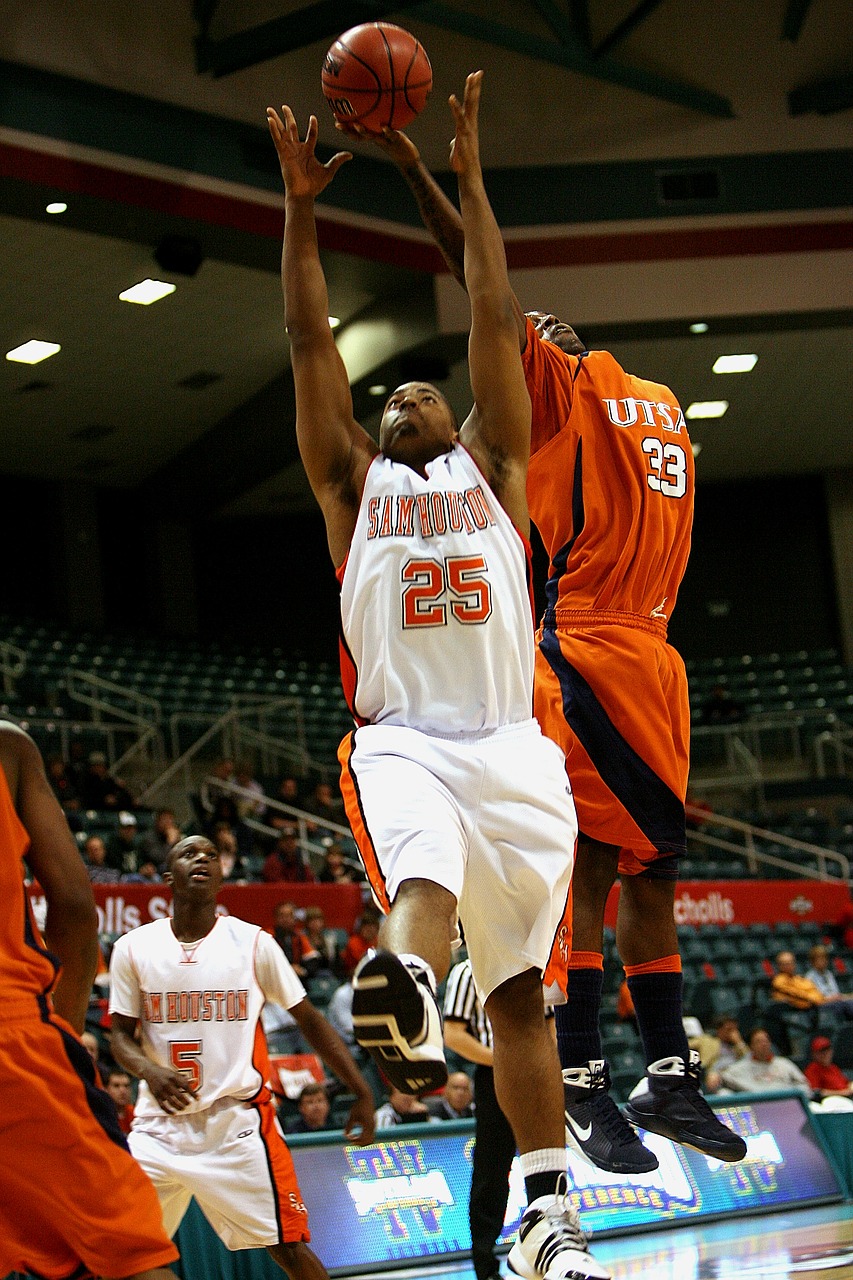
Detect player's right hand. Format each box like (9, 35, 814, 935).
(145, 1064, 198, 1113)
(335, 120, 421, 169)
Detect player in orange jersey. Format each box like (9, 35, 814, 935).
(345, 121, 747, 1171)
(0, 721, 178, 1280)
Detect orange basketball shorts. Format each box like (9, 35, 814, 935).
(0, 999, 178, 1280)
(535, 620, 689, 874)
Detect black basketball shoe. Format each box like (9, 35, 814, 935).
(563, 1060, 659, 1174)
(352, 949, 447, 1095)
(623, 1050, 748, 1162)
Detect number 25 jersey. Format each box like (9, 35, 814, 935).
(522, 319, 694, 626)
(338, 444, 535, 735)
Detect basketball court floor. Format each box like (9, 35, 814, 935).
(369, 1204, 853, 1280)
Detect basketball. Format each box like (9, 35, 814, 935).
(321, 22, 432, 134)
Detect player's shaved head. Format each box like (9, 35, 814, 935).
(526, 311, 585, 356)
(166, 834, 215, 872)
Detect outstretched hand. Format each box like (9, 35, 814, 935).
(335, 120, 421, 169)
(448, 71, 483, 176)
(267, 106, 352, 198)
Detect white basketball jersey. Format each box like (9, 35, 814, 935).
(109, 916, 305, 1119)
(339, 445, 535, 734)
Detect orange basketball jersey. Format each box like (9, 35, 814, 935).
(522, 318, 694, 625)
(0, 762, 58, 1007)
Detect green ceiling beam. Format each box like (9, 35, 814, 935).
(568, 0, 592, 47)
(412, 2, 734, 116)
(593, 0, 667, 59)
(196, 0, 426, 77)
(782, 0, 814, 42)
(528, 0, 587, 49)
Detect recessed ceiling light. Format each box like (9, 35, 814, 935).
(368, 384, 388, 396)
(6, 340, 61, 364)
(691, 441, 703, 457)
(686, 400, 728, 419)
(45, 202, 67, 215)
(119, 278, 176, 305)
(689, 322, 709, 334)
(713, 353, 758, 374)
(328, 316, 341, 329)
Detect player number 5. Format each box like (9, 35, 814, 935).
(402, 555, 492, 628)
(169, 1039, 203, 1092)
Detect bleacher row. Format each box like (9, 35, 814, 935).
(686, 647, 853, 718)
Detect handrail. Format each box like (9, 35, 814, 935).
(136, 707, 240, 805)
(64, 668, 161, 728)
(685, 805, 850, 882)
(0, 641, 26, 694)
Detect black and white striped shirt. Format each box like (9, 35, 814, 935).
(443, 958, 493, 1049)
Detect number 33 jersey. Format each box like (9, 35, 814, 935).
(338, 444, 535, 735)
(109, 916, 305, 1118)
(522, 319, 694, 626)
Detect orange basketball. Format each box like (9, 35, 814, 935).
(321, 22, 432, 133)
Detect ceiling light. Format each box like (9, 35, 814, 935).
(368, 384, 388, 396)
(6, 340, 61, 364)
(45, 202, 67, 214)
(328, 316, 341, 329)
(713, 353, 758, 374)
(689, 322, 708, 334)
(691, 441, 702, 457)
(119, 279, 176, 305)
(686, 400, 728, 419)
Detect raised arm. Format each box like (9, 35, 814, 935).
(340, 121, 527, 349)
(451, 73, 531, 535)
(268, 106, 378, 566)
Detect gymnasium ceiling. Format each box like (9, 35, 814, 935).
(0, 0, 851, 517)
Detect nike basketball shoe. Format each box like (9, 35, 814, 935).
(623, 1050, 748, 1162)
(563, 1060, 658, 1174)
(508, 1179, 611, 1280)
(352, 949, 447, 1094)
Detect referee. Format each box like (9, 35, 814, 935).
(444, 957, 517, 1280)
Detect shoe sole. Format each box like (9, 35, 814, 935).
(352, 951, 448, 1095)
(565, 1120, 659, 1174)
(507, 1241, 611, 1280)
(623, 1103, 747, 1162)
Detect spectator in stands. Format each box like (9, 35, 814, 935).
(720, 1027, 810, 1094)
(67, 739, 89, 793)
(805, 945, 853, 1014)
(427, 1071, 475, 1120)
(46, 756, 80, 813)
(234, 760, 266, 821)
(80, 1031, 101, 1067)
(702, 1015, 748, 1093)
(138, 809, 182, 870)
(212, 822, 247, 883)
(267, 776, 304, 836)
(287, 1082, 333, 1134)
(340, 909, 381, 977)
(80, 752, 134, 812)
(702, 684, 743, 725)
(318, 842, 361, 885)
(83, 835, 119, 884)
(302, 906, 343, 977)
(805, 1036, 853, 1102)
(121, 858, 162, 885)
(302, 780, 345, 841)
(105, 1068, 135, 1135)
(262, 826, 315, 884)
(271, 901, 312, 978)
(106, 812, 143, 875)
(771, 950, 826, 1010)
(375, 1086, 435, 1128)
(326, 978, 355, 1047)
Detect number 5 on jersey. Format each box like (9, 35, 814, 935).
(170, 1039, 203, 1091)
(402, 555, 493, 628)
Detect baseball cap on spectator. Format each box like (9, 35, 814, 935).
(118, 811, 137, 827)
(812, 1036, 832, 1053)
(89, 751, 107, 765)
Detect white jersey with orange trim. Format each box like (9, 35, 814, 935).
(109, 915, 305, 1120)
(339, 444, 535, 735)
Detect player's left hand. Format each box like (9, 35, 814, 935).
(342, 1092, 377, 1146)
(448, 70, 483, 176)
(267, 106, 351, 198)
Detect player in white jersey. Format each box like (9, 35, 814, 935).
(109, 835, 375, 1280)
(268, 73, 609, 1280)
